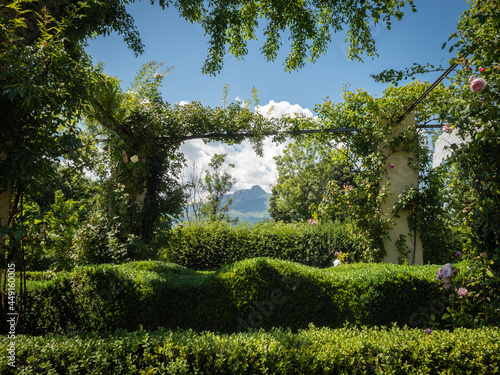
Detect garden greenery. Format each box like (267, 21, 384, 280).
(445, 0, 500, 273)
(1, 4, 499, 371)
(1, 0, 420, 268)
(270, 138, 357, 223)
(2, 325, 499, 374)
(367, 0, 500, 320)
(290, 82, 452, 263)
(162, 220, 357, 270)
(370, 0, 500, 273)
(13, 258, 469, 335)
(78, 61, 286, 258)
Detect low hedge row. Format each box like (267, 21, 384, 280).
(161, 221, 358, 270)
(13, 258, 468, 335)
(2, 326, 499, 374)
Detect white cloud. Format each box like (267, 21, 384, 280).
(179, 138, 285, 194)
(256, 100, 314, 119)
(177, 100, 190, 106)
(179, 100, 313, 193)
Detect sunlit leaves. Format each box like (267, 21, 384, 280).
(177, 0, 418, 75)
(371, 63, 443, 86)
(441, 0, 500, 270)
(0, 0, 155, 263)
(83, 62, 285, 244)
(270, 137, 356, 223)
(200, 154, 237, 223)
(306, 82, 449, 261)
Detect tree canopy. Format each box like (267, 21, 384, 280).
(171, 0, 417, 75)
(199, 154, 238, 223)
(270, 137, 356, 223)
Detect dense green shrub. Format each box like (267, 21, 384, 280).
(14, 259, 471, 335)
(1, 325, 499, 374)
(71, 212, 129, 265)
(161, 221, 358, 270)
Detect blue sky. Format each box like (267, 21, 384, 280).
(85, 0, 469, 192)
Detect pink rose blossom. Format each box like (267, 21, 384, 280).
(334, 252, 340, 258)
(443, 124, 452, 133)
(468, 67, 472, 71)
(458, 287, 468, 297)
(389, 164, 394, 169)
(309, 219, 318, 225)
(480, 67, 485, 72)
(470, 77, 487, 92)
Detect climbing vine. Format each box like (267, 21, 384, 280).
(77, 61, 284, 262)
(443, 0, 500, 272)
(303, 82, 451, 262)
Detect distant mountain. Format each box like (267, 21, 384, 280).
(180, 185, 272, 224)
(224, 185, 272, 223)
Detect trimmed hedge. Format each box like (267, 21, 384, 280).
(15, 258, 470, 335)
(2, 326, 499, 374)
(161, 221, 358, 270)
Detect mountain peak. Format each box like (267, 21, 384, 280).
(250, 185, 265, 192)
(215, 185, 271, 223)
(224, 185, 270, 204)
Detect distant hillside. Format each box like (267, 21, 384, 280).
(224, 185, 272, 224)
(180, 185, 272, 224)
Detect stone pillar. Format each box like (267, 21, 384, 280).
(381, 113, 423, 265)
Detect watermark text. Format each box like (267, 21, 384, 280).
(5, 263, 16, 367)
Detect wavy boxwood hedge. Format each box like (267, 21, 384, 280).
(14, 258, 469, 335)
(161, 221, 358, 270)
(2, 326, 499, 374)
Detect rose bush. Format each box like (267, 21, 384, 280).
(468, 77, 487, 92)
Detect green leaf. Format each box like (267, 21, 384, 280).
(463, 104, 471, 115)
